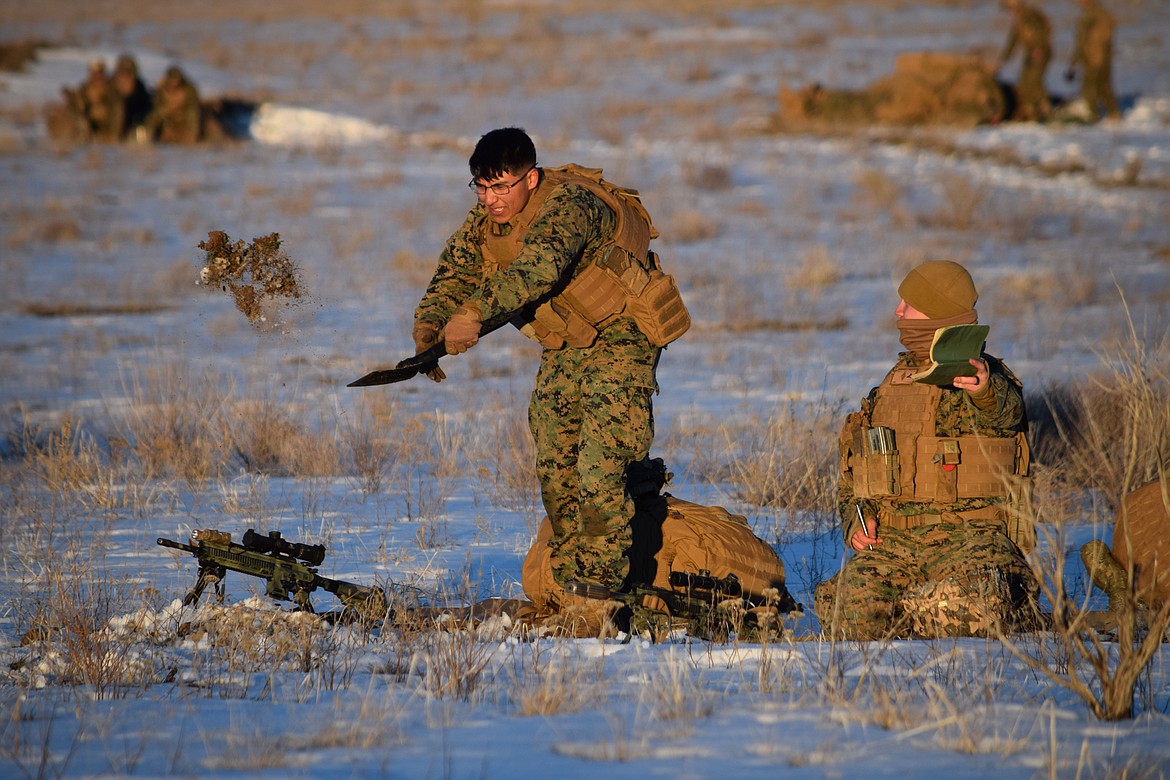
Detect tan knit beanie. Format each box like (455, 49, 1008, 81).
(897, 261, 978, 318)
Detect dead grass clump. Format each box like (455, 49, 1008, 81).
(667, 209, 721, 243)
(196, 230, 307, 328)
(182, 600, 341, 698)
(10, 413, 137, 512)
(337, 396, 409, 495)
(852, 167, 905, 220)
(15, 562, 164, 699)
(713, 405, 841, 515)
(919, 172, 988, 231)
(786, 244, 841, 291)
(1028, 345, 1169, 511)
(224, 399, 335, 477)
(472, 412, 540, 525)
(116, 364, 233, 483)
(508, 647, 598, 717)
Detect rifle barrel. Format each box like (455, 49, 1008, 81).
(157, 537, 197, 554)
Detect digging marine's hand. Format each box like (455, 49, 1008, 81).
(442, 305, 482, 356)
(411, 323, 447, 383)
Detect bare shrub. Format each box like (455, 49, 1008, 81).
(1005, 521, 1170, 721)
(1005, 317, 1170, 721)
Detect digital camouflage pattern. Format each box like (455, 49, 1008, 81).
(532, 315, 656, 591)
(817, 350, 1036, 639)
(416, 172, 659, 594)
(816, 520, 1034, 639)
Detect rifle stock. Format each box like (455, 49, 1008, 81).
(348, 309, 520, 387)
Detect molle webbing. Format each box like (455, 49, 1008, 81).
(480, 165, 666, 349)
(847, 367, 1024, 502)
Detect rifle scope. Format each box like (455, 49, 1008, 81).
(242, 529, 326, 567)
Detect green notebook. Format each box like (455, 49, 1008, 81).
(910, 323, 990, 386)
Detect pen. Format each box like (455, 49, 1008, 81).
(856, 503, 873, 550)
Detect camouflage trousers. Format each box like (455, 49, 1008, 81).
(814, 519, 1037, 640)
(1016, 57, 1052, 121)
(530, 317, 658, 592)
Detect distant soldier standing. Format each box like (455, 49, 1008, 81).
(144, 65, 202, 144)
(996, 0, 1053, 121)
(1066, 0, 1121, 120)
(815, 261, 1037, 639)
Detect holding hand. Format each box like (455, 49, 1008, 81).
(411, 322, 447, 383)
(850, 522, 881, 552)
(952, 357, 989, 395)
(442, 305, 482, 355)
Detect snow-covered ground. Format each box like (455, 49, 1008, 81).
(2, 1, 1169, 777)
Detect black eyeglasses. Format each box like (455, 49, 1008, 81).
(468, 166, 535, 196)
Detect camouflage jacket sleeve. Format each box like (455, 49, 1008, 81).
(414, 206, 489, 329)
(466, 184, 613, 320)
(957, 356, 1025, 432)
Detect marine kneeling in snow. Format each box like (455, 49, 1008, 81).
(815, 261, 1039, 640)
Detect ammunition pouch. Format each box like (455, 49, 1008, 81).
(912, 435, 1020, 502)
(623, 251, 690, 347)
(845, 419, 900, 498)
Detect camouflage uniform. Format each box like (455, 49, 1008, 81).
(1069, 0, 1120, 120)
(65, 62, 124, 142)
(998, 1, 1053, 121)
(111, 55, 153, 139)
(815, 262, 1036, 640)
(145, 67, 202, 144)
(416, 174, 659, 594)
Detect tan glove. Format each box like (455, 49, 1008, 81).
(442, 305, 482, 355)
(411, 322, 446, 383)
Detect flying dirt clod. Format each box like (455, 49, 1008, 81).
(196, 230, 306, 327)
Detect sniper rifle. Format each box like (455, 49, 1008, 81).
(348, 308, 520, 387)
(157, 528, 389, 624)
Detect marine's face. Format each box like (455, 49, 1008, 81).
(474, 166, 537, 225)
(895, 299, 930, 320)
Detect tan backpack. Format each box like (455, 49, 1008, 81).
(521, 495, 791, 615)
(1112, 470, 1170, 607)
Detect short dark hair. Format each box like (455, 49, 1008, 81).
(469, 127, 537, 182)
